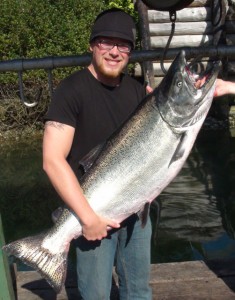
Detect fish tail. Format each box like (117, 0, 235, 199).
(3, 233, 67, 293)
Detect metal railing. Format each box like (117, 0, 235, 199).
(1, 45, 235, 107)
(1, 45, 235, 72)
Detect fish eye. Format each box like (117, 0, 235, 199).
(177, 81, 182, 88)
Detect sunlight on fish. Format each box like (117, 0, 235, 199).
(3, 51, 221, 293)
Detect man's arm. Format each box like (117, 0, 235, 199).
(43, 121, 120, 240)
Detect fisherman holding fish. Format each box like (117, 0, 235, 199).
(43, 9, 152, 300)
(2, 6, 235, 299)
(41, 8, 235, 300)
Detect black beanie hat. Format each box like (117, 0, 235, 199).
(89, 8, 136, 48)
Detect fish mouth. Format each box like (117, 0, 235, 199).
(183, 56, 221, 126)
(183, 55, 221, 101)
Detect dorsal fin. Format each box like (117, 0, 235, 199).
(79, 142, 106, 173)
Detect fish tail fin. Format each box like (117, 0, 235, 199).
(3, 233, 67, 293)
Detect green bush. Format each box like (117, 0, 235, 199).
(0, 0, 108, 82)
(1, 0, 108, 59)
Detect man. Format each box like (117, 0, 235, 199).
(43, 8, 152, 300)
(43, 8, 235, 300)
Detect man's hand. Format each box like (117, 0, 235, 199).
(82, 214, 120, 241)
(214, 79, 235, 97)
(146, 85, 153, 94)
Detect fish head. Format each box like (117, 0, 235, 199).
(155, 50, 221, 128)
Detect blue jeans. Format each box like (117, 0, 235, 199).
(75, 214, 152, 300)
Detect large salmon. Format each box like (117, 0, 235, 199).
(3, 51, 220, 292)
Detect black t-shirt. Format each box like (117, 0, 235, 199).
(45, 68, 146, 177)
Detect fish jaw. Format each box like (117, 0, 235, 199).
(155, 50, 221, 128)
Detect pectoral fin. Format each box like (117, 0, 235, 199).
(79, 142, 106, 172)
(169, 132, 188, 166)
(137, 202, 150, 228)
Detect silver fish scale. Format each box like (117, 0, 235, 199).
(80, 95, 182, 222)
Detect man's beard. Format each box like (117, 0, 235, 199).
(98, 62, 123, 79)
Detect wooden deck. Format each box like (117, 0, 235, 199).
(13, 259, 235, 300)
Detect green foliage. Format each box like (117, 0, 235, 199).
(0, 0, 107, 82)
(1, 0, 106, 59)
(106, 0, 136, 16)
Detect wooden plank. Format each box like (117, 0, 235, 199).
(143, 0, 211, 9)
(148, 7, 211, 23)
(151, 260, 235, 300)
(189, 0, 211, 6)
(152, 280, 235, 300)
(0, 215, 15, 300)
(150, 34, 213, 48)
(227, 6, 235, 21)
(149, 21, 213, 36)
(15, 260, 235, 300)
(150, 261, 217, 283)
(148, 14, 235, 36)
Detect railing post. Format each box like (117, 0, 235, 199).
(0, 214, 15, 300)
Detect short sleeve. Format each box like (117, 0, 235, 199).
(44, 75, 80, 128)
